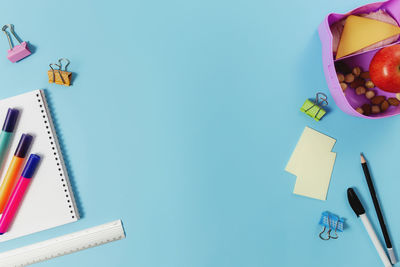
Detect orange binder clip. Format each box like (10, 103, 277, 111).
(48, 58, 71, 86)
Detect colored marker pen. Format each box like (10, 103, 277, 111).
(0, 134, 32, 213)
(0, 109, 18, 171)
(0, 154, 40, 234)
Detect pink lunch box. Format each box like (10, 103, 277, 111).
(318, 0, 400, 119)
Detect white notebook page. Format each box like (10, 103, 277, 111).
(0, 90, 79, 242)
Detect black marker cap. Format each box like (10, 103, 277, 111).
(347, 188, 365, 217)
(2, 108, 19, 133)
(14, 134, 33, 158)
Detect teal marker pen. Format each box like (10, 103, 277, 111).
(0, 109, 19, 170)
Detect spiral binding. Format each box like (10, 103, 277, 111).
(35, 91, 77, 220)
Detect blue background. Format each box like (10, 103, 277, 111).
(0, 0, 398, 266)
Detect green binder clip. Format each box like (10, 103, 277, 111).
(300, 93, 328, 121)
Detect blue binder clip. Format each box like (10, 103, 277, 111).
(318, 211, 344, 240)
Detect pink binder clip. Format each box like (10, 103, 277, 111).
(2, 24, 31, 63)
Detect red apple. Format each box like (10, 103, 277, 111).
(369, 44, 400, 93)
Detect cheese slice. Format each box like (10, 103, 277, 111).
(336, 15, 400, 59)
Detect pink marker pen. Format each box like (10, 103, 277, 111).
(0, 154, 40, 234)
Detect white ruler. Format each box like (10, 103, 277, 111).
(0, 220, 125, 266)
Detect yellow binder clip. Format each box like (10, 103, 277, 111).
(48, 58, 72, 86)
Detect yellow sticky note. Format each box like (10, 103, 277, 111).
(285, 127, 336, 200)
(336, 15, 400, 59)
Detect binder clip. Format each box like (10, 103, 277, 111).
(300, 92, 328, 121)
(48, 58, 72, 86)
(318, 211, 344, 240)
(1, 24, 31, 63)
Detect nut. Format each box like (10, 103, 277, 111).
(381, 100, 390, 112)
(371, 95, 386, 105)
(355, 86, 366, 95)
(340, 82, 347, 91)
(335, 62, 351, 74)
(365, 90, 375, 99)
(337, 73, 345, 83)
(365, 80, 375, 89)
(352, 67, 362, 77)
(388, 97, 400, 106)
(350, 77, 365, 88)
(356, 107, 364, 114)
(360, 71, 370, 79)
(372, 105, 381, 114)
(345, 73, 355, 83)
(362, 104, 372, 116)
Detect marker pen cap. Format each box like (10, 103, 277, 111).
(21, 154, 40, 178)
(347, 188, 365, 217)
(2, 109, 19, 133)
(14, 134, 33, 158)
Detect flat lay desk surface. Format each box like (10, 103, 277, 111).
(0, 0, 398, 266)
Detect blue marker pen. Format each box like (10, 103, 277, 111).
(0, 109, 18, 170)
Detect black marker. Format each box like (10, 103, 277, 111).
(347, 188, 391, 267)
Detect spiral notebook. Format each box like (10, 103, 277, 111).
(0, 90, 79, 242)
